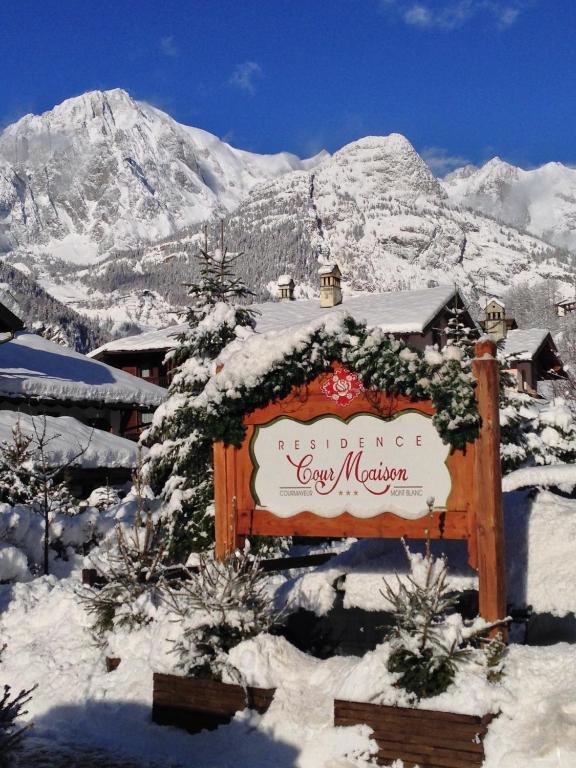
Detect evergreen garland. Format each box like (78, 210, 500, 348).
(198, 316, 480, 452)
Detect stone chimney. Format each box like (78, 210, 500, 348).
(277, 274, 295, 301)
(482, 298, 508, 341)
(318, 264, 343, 308)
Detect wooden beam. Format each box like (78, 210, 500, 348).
(472, 339, 507, 639)
(237, 508, 469, 540)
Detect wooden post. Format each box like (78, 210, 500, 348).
(472, 339, 508, 639)
(213, 442, 241, 560)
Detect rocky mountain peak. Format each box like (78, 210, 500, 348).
(0, 88, 322, 261)
(316, 133, 446, 205)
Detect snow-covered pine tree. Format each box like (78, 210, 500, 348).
(443, 293, 475, 356)
(165, 548, 278, 682)
(143, 223, 256, 560)
(0, 644, 35, 762)
(0, 416, 86, 574)
(0, 420, 41, 505)
(0, 684, 34, 761)
(383, 539, 508, 700)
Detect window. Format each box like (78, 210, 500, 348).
(141, 367, 151, 378)
(141, 412, 154, 425)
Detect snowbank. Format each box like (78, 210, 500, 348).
(1, 489, 576, 765)
(503, 463, 576, 492)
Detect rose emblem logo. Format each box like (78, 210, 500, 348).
(321, 368, 365, 406)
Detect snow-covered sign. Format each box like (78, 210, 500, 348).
(251, 412, 451, 520)
(215, 340, 507, 635)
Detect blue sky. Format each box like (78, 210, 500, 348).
(0, 0, 574, 173)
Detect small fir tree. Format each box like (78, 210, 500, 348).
(0, 420, 41, 505)
(165, 548, 279, 682)
(0, 645, 35, 763)
(383, 539, 508, 700)
(443, 294, 475, 356)
(0, 416, 88, 574)
(80, 457, 169, 635)
(143, 222, 256, 560)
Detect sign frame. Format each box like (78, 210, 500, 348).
(213, 340, 507, 631)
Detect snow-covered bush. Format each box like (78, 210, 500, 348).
(0, 416, 88, 575)
(0, 544, 29, 583)
(501, 391, 576, 472)
(383, 540, 508, 700)
(0, 684, 34, 762)
(166, 548, 279, 682)
(81, 509, 170, 635)
(85, 485, 122, 510)
(0, 501, 102, 579)
(0, 644, 35, 763)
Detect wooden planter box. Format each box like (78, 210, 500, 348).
(152, 673, 275, 734)
(334, 699, 493, 768)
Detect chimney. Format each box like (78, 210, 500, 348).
(318, 264, 343, 308)
(277, 274, 295, 301)
(482, 297, 508, 341)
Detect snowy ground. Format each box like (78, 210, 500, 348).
(2, 489, 576, 767)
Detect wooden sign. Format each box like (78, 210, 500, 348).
(250, 411, 452, 519)
(214, 339, 507, 630)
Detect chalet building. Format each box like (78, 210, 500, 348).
(555, 298, 576, 317)
(478, 297, 565, 393)
(479, 298, 517, 341)
(0, 410, 145, 496)
(0, 331, 166, 440)
(502, 328, 566, 395)
(0, 290, 164, 494)
(91, 284, 479, 416)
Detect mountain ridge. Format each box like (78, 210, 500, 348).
(1, 88, 575, 340)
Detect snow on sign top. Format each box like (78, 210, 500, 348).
(0, 333, 166, 408)
(502, 328, 550, 361)
(0, 411, 146, 469)
(90, 285, 463, 357)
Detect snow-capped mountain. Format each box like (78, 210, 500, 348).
(0, 88, 323, 262)
(1, 88, 575, 336)
(215, 134, 568, 300)
(443, 157, 576, 252)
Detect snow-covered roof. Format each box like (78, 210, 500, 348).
(484, 297, 505, 309)
(556, 298, 576, 307)
(252, 284, 460, 335)
(277, 274, 294, 286)
(318, 264, 341, 276)
(502, 328, 551, 361)
(89, 285, 465, 356)
(89, 324, 188, 357)
(0, 411, 145, 469)
(0, 333, 166, 408)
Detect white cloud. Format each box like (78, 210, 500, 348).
(421, 146, 471, 176)
(381, 0, 532, 31)
(159, 35, 178, 57)
(229, 62, 263, 95)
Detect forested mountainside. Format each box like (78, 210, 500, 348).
(0, 262, 110, 351)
